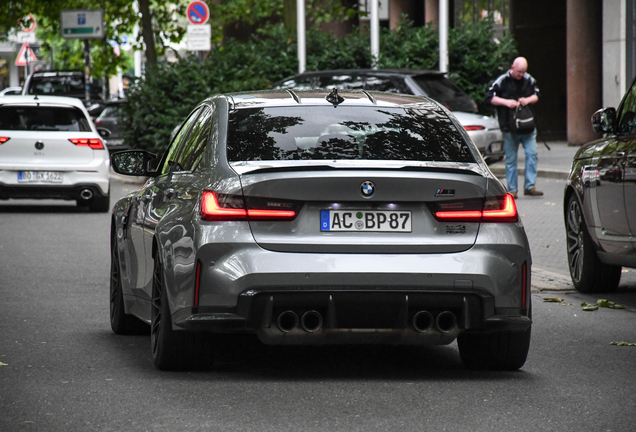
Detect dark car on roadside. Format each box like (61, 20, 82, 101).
(94, 99, 128, 153)
(22, 70, 103, 105)
(564, 75, 636, 293)
(273, 69, 504, 163)
(109, 89, 531, 371)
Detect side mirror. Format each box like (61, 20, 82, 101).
(96, 127, 111, 139)
(591, 107, 616, 135)
(111, 150, 158, 177)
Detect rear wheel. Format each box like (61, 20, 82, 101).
(150, 255, 213, 371)
(458, 328, 531, 370)
(110, 231, 148, 335)
(565, 195, 621, 293)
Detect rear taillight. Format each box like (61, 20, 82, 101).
(463, 125, 485, 131)
(0, 137, 9, 144)
(432, 193, 518, 223)
(201, 191, 298, 221)
(69, 138, 104, 150)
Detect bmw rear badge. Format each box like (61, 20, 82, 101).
(361, 181, 375, 197)
(35, 141, 44, 150)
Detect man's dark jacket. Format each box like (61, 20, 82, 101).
(485, 71, 540, 132)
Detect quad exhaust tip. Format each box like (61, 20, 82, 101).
(436, 311, 457, 333)
(277, 310, 299, 333)
(301, 310, 323, 333)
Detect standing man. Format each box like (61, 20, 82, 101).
(486, 57, 543, 198)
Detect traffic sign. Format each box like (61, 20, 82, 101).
(60, 9, 104, 39)
(186, 1, 210, 25)
(187, 24, 211, 51)
(18, 14, 37, 33)
(15, 42, 37, 66)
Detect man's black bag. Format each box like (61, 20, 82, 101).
(510, 104, 535, 134)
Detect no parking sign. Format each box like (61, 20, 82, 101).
(186, 1, 210, 25)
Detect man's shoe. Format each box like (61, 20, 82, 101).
(524, 187, 544, 196)
(510, 191, 518, 199)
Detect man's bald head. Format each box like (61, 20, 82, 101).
(510, 57, 528, 80)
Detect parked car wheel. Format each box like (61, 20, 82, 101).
(457, 327, 531, 370)
(110, 231, 148, 335)
(565, 195, 621, 293)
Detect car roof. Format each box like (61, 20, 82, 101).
(29, 70, 83, 77)
(223, 89, 443, 110)
(0, 95, 89, 108)
(284, 68, 446, 78)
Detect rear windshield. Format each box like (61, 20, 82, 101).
(26, 75, 85, 97)
(0, 106, 92, 131)
(412, 75, 477, 113)
(227, 106, 473, 163)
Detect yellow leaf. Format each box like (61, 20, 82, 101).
(0, 362, 7, 366)
(543, 297, 564, 302)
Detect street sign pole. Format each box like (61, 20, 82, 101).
(84, 40, 90, 104)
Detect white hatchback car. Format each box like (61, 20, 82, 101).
(0, 95, 110, 212)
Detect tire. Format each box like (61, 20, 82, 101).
(458, 328, 531, 371)
(150, 255, 212, 371)
(565, 195, 621, 293)
(110, 231, 149, 335)
(89, 195, 110, 213)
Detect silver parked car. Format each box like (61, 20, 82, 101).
(110, 89, 532, 371)
(273, 69, 504, 163)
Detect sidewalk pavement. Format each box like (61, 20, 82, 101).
(487, 140, 577, 181)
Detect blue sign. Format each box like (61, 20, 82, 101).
(187, 1, 210, 25)
(78, 13, 86, 25)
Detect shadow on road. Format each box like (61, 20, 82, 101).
(100, 331, 535, 381)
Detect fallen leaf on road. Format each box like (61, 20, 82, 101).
(0, 362, 7, 366)
(597, 299, 624, 309)
(582, 304, 599, 311)
(610, 341, 636, 346)
(543, 298, 564, 302)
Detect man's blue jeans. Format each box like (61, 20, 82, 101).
(503, 130, 538, 193)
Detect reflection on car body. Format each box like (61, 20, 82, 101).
(109, 89, 532, 371)
(273, 69, 504, 163)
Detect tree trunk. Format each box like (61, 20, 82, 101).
(138, 0, 157, 65)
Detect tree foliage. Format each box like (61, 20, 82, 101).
(2, 0, 188, 77)
(122, 20, 517, 153)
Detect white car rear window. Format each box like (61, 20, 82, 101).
(0, 106, 92, 131)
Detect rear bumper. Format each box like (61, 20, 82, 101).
(172, 288, 531, 345)
(0, 182, 109, 201)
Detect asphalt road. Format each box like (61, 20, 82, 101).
(1, 178, 636, 432)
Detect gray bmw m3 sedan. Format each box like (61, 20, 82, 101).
(109, 89, 532, 371)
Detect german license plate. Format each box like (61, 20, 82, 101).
(320, 210, 411, 232)
(490, 142, 503, 152)
(18, 171, 63, 183)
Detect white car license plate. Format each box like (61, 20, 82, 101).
(320, 210, 412, 232)
(18, 171, 63, 183)
(490, 142, 503, 152)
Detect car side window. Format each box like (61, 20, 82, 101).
(160, 108, 202, 175)
(617, 82, 636, 135)
(318, 74, 364, 90)
(277, 76, 314, 89)
(177, 106, 213, 171)
(364, 76, 408, 93)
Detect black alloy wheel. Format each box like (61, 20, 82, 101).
(565, 195, 621, 293)
(150, 255, 211, 371)
(110, 230, 148, 335)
